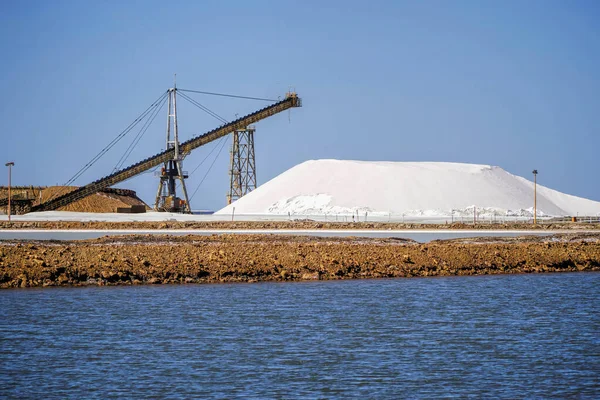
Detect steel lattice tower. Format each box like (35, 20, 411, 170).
(227, 126, 257, 204)
(154, 86, 192, 213)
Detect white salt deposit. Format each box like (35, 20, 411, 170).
(216, 160, 600, 217)
(1, 211, 207, 222)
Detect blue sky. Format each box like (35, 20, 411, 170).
(1, 0, 599, 211)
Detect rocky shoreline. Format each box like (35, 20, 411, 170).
(1, 233, 599, 288)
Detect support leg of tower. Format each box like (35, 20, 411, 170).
(176, 161, 192, 214)
(228, 131, 242, 204)
(154, 165, 166, 210)
(228, 126, 257, 204)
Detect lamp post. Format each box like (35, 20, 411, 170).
(5, 162, 14, 222)
(532, 169, 538, 225)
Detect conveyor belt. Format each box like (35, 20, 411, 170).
(31, 93, 301, 212)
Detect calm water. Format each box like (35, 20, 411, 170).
(0, 230, 551, 242)
(1, 273, 599, 399)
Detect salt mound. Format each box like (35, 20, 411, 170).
(216, 160, 600, 217)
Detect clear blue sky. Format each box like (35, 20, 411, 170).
(1, 0, 599, 211)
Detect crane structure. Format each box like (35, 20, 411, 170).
(31, 91, 301, 212)
(154, 86, 192, 213)
(227, 126, 257, 205)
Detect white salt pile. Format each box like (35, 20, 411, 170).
(216, 160, 600, 217)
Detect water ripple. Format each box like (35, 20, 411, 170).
(1, 273, 599, 398)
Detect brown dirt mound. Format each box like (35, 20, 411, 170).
(37, 186, 78, 204)
(1, 186, 148, 213)
(50, 189, 145, 213)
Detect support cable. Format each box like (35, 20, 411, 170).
(178, 91, 228, 124)
(176, 91, 232, 194)
(189, 135, 230, 202)
(113, 94, 167, 172)
(64, 91, 168, 186)
(188, 136, 226, 176)
(179, 89, 261, 204)
(174, 136, 226, 191)
(178, 88, 277, 102)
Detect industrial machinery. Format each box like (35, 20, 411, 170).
(32, 91, 301, 212)
(154, 86, 191, 213)
(227, 125, 257, 205)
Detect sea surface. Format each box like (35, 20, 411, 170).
(1, 273, 599, 399)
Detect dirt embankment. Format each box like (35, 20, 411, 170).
(1, 186, 147, 214)
(1, 234, 599, 288)
(2, 220, 600, 231)
(39, 187, 147, 213)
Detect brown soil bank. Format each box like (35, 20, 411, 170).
(2, 220, 600, 231)
(41, 187, 148, 213)
(0, 186, 147, 213)
(1, 233, 599, 289)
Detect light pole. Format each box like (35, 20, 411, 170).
(532, 169, 538, 225)
(5, 162, 14, 222)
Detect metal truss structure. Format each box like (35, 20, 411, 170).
(227, 126, 257, 205)
(154, 87, 192, 213)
